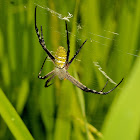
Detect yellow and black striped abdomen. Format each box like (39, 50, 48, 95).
(55, 46, 67, 68)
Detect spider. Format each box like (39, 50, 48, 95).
(35, 6, 124, 95)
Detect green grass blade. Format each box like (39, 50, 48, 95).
(101, 56, 140, 140)
(54, 79, 73, 140)
(0, 89, 34, 140)
(73, 71, 90, 140)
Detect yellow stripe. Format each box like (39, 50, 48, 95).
(55, 46, 66, 68)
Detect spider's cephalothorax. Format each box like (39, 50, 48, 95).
(35, 6, 124, 94)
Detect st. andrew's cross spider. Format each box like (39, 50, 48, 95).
(35, 6, 124, 95)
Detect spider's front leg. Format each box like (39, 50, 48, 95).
(38, 56, 54, 79)
(65, 21, 87, 68)
(68, 39, 87, 65)
(35, 6, 55, 62)
(65, 21, 70, 63)
(38, 57, 56, 87)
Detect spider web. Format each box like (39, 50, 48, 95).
(34, 3, 73, 22)
(30, 1, 140, 135)
(33, 2, 140, 87)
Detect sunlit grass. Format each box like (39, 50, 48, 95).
(0, 89, 34, 140)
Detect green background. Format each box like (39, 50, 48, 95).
(0, 0, 140, 140)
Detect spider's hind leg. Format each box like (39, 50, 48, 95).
(99, 79, 109, 92)
(45, 74, 55, 87)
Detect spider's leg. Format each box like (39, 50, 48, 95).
(65, 21, 70, 63)
(68, 39, 87, 65)
(35, 6, 55, 61)
(45, 74, 56, 87)
(97, 78, 124, 94)
(99, 79, 109, 92)
(35, 6, 41, 39)
(41, 26, 45, 45)
(38, 56, 55, 79)
(65, 72, 124, 95)
(38, 70, 54, 79)
(38, 56, 47, 79)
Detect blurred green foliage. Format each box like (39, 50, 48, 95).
(0, 0, 140, 140)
